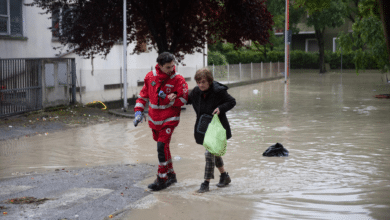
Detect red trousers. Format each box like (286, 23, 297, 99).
(152, 126, 175, 180)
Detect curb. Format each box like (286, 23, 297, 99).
(108, 109, 136, 118)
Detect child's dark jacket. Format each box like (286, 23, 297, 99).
(188, 81, 236, 145)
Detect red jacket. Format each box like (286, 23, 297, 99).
(134, 64, 188, 130)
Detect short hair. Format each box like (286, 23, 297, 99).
(194, 68, 214, 85)
(157, 52, 175, 66)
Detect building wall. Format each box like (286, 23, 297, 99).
(0, 0, 206, 104)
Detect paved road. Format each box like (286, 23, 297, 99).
(0, 164, 155, 220)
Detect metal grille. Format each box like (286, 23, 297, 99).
(0, 59, 41, 117)
(0, 58, 76, 117)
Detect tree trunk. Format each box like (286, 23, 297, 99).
(315, 28, 326, 73)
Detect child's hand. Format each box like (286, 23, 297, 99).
(212, 108, 220, 115)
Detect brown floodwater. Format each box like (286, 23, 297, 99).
(1, 71, 389, 219)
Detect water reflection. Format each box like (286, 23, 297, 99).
(225, 72, 390, 219)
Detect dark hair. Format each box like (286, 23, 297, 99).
(157, 52, 175, 66)
(194, 68, 213, 85)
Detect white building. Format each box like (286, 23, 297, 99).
(0, 0, 206, 105)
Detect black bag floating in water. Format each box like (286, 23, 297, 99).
(262, 143, 289, 157)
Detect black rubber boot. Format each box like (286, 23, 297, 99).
(166, 173, 177, 187)
(148, 175, 167, 191)
(216, 172, 231, 187)
(197, 181, 209, 193)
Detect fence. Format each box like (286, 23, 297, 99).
(0, 58, 76, 117)
(74, 62, 284, 106)
(209, 62, 285, 84)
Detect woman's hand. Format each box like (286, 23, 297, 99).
(168, 93, 177, 101)
(212, 108, 220, 115)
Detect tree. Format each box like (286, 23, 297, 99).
(341, 0, 361, 23)
(251, 0, 304, 58)
(26, 0, 273, 61)
(295, 0, 390, 71)
(305, 0, 345, 73)
(293, 0, 332, 14)
(338, 0, 389, 72)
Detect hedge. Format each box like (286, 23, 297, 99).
(208, 49, 381, 69)
(207, 51, 228, 66)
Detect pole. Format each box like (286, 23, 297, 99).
(284, 0, 290, 83)
(227, 63, 230, 84)
(71, 59, 76, 104)
(123, 0, 128, 110)
(79, 69, 82, 104)
(341, 48, 343, 73)
(261, 62, 263, 79)
(251, 62, 253, 80)
(120, 67, 122, 100)
(239, 63, 242, 81)
(213, 64, 215, 78)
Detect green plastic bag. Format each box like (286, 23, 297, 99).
(203, 114, 227, 156)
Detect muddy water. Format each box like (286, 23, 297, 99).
(1, 72, 390, 219)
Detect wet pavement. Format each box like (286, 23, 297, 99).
(1, 71, 390, 219)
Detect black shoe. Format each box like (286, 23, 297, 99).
(148, 175, 167, 191)
(216, 172, 231, 187)
(197, 182, 209, 193)
(166, 173, 177, 187)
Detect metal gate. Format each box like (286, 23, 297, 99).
(0, 58, 76, 118)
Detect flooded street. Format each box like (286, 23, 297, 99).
(1, 71, 390, 219)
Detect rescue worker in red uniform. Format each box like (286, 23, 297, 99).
(133, 52, 188, 191)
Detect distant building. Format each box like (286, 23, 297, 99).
(275, 16, 353, 53)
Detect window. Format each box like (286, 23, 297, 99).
(52, 7, 74, 38)
(305, 38, 319, 52)
(0, 0, 23, 36)
(333, 37, 339, 52)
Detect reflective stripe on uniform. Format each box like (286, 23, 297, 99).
(148, 116, 180, 125)
(149, 100, 175, 109)
(135, 103, 144, 109)
(170, 72, 179, 79)
(159, 161, 168, 166)
(158, 173, 167, 178)
(159, 159, 172, 166)
(138, 95, 149, 102)
(179, 97, 187, 104)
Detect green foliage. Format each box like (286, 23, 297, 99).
(293, 0, 332, 14)
(208, 43, 381, 70)
(341, 0, 362, 23)
(208, 51, 228, 65)
(306, 0, 345, 31)
(267, 0, 305, 33)
(223, 51, 261, 64)
(358, 0, 380, 19)
(338, 0, 389, 73)
(249, 0, 305, 58)
(289, 51, 318, 69)
(267, 51, 285, 62)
